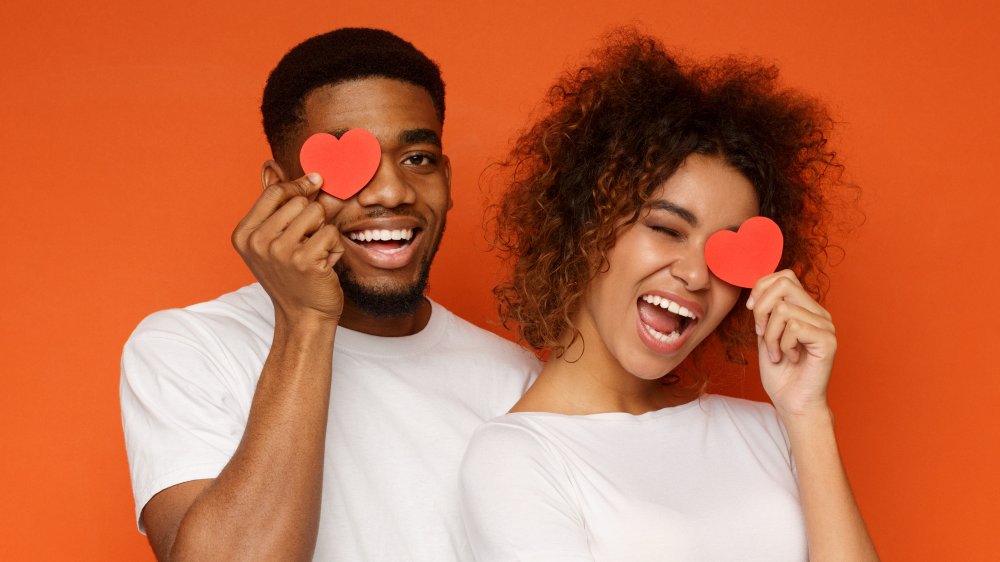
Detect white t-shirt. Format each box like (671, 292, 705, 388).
(121, 283, 539, 561)
(460, 394, 806, 562)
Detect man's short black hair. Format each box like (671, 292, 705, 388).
(261, 27, 446, 162)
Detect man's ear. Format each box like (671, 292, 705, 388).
(442, 155, 453, 210)
(260, 159, 288, 189)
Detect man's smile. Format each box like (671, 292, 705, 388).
(341, 222, 426, 270)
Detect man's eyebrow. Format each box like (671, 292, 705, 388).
(649, 201, 699, 227)
(400, 128, 441, 147)
(322, 128, 441, 147)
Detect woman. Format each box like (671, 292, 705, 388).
(460, 31, 878, 561)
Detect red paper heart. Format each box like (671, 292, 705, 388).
(299, 129, 381, 200)
(705, 216, 784, 288)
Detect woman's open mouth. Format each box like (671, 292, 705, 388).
(636, 293, 700, 353)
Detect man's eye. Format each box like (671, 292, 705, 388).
(403, 154, 436, 166)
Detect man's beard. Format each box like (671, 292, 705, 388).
(336, 259, 431, 318)
(335, 219, 445, 318)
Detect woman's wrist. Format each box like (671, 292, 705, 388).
(777, 401, 835, 438)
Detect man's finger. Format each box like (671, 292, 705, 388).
(234, 174, 323, 240)
(271, 201, 328, 256)
(295, 224, 345, 271)
(244, 196, 310, 254)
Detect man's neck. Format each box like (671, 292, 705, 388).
(336, 298, 432, 337)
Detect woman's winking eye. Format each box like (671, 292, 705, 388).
(650, 224, 684, 239)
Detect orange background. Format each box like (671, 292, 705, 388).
(1, 1, 997, 560)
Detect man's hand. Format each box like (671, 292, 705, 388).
(232, 172, 345, 325)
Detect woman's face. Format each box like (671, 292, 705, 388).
(580, 154, 759, 380)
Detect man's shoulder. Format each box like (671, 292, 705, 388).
(121, 284, 272, 402)
(433, 301, 540, 369)
(126, 284, 272, 350)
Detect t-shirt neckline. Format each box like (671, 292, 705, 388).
(331, 298, 450, 357)
(507, 395, 710, 422)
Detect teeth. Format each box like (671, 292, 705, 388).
(640, 294, 697, 319)
(347, 228, 415, 242)
(642, 322, 680, 343)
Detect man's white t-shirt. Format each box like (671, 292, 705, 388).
(460, 394, 807, 562)
(121, 283, 539, 561)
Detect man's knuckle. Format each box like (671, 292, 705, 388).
(267, 238, 285, 258)
(263, 184, 286, 200)
(246, 230, 263, 250)
(231, 227, 246, 250)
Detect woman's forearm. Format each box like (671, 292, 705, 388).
(781, 407, 879, 562)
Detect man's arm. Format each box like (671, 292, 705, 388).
(141, 173, 344, 561)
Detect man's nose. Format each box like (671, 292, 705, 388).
(356, 158, 416, 208)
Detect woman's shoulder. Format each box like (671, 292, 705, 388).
(460, 415, 576, 497)
(463, 413, 583, 477)
(701, 393, 778, 417)
(699, 394, 790, 447)
(466, 415, 554, 459)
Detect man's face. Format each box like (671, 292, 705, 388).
(287, 77, 451, 317)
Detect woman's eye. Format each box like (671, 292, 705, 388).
(652, 226, 682, 238)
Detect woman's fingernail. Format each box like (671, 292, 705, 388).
(307, 172, 322, 185)
(746, 296, 755, 309)
(755, 323, 764, 336)
(768, 349, 779, 362)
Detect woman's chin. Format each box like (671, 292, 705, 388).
(621, 356, 684, 381)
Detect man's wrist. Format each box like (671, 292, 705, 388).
(273, 311, 339, 344)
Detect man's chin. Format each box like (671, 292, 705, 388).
(335, 223, 442, 320)
(339, 274, 428, 319)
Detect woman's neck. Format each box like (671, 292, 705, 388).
(511, 316, 697, 415)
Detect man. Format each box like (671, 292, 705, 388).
(121, 28, 538, 561)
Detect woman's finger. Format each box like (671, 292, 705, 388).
(761, 301, 834, 363)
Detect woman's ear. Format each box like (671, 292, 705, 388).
(260, 159, 287, 189)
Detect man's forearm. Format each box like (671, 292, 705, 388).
(169, 319, 336, 562)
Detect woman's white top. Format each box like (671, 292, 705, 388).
(459, 394, 806, 562)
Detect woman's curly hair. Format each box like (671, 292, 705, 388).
(491, 29, 850, 366)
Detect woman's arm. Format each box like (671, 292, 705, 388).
(749, 270, 879, 562)
(782, 406, 878, 561)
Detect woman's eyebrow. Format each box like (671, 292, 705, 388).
(649, 201, 698, 226)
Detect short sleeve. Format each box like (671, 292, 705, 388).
(459, 421, 595, 562)
(119, 312, 248, 532)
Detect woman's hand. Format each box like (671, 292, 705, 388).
(747, 269, 836, 418)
